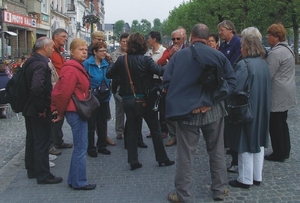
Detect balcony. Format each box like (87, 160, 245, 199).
(67, 4, 76, 11)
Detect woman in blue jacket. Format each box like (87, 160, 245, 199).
(83, 42, 113, 157)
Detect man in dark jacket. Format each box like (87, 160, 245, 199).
(23, 37, 62, 184)
(164, 23, 236, 202)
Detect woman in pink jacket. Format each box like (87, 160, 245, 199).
(51, 38, 96, 190)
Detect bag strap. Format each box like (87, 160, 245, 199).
(190, 45, 204, 68)
(277, 43, 295, 58)
(243, 59, 253, 96)
(124, 55, 136, 98)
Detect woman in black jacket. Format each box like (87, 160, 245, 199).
(106, 33, 174, 170)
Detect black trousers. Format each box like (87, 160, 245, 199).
(25, 113, 51, 182)
(122, 97, 169, 164)
(148, 79, 168, 134)
(50, 117, 64, 147)
(87, 101, 109, 152)
(124, 117, 144, 148)
(269, 111, 291, 159)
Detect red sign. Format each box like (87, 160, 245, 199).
(3, 11, 36, 28)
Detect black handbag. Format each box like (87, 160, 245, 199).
(190, 45, 224, 91)
(95, 80, 110, 102)
(124, 55, 147, 116)
(72, 90, 100, 121)
(227, 60, 253, 124)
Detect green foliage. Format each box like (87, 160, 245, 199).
(114, 20, 125, 38)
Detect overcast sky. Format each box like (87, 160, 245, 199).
(104, 0, 187, 24)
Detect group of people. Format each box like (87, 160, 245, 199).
(12, 18, 296, 201)
(164, 21, 296, 202)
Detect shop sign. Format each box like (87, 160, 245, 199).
(3, 11, 36, 28)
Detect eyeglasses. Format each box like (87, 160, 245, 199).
(97, 49, 107, 53)
(95, 38, 105, 41)
(59, 35, 68, 39)
(172, 38, 181, 41)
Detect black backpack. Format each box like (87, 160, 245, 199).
(5, 57, 37, 113)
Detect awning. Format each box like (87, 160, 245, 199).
(0, 31, 17, 36)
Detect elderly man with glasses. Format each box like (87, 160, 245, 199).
(156, 29, 186, 147)
(49, 28, 73, 158)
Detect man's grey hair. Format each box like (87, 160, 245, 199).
(52, 28, 67, 39)
(191, 23, 209, 40)
(34, 37, 52, 51)
(217, 20, 236, 34)
(171, 29, 184, 38)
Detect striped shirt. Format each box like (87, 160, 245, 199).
(183, 101, 227, 126)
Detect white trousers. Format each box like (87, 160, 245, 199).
(237, 147, 264, 185)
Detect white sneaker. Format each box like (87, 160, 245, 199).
(49, 161, 55, 168)
(49, 154, 57, 161)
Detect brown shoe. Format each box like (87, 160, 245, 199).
(49, 147, 62, 155)
(106, 137, 116, 146)
(116, 134, 122, 139)
(168, 192, 183, 203)
(162, 133, 168, 139)
(165, 138, 176, 147)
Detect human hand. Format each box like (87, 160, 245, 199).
(169, 45, 179, 56)
(192, 106, 211, 114)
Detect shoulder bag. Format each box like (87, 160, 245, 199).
(124, 55, 147, 116)
(72, 90, 100, 121)
(190, 45, 224, 91)
(227, 60, 253, 124)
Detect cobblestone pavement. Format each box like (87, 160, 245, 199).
(0, 66, 300, 203)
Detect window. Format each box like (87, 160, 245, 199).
(41, 0, 48, 13)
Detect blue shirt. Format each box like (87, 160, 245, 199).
(219, 34, 241, 66)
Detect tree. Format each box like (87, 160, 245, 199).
(140, 19, 151, 36)
(131, 20, 140, 33)
(114, 20, 125, 38)
(152, 18, 162, 31)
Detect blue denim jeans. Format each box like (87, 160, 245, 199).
(65, 112, 88, 188)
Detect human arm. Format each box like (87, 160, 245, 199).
(157, 49, 171, 66)
(266, 50, 280, 79)
(30, 62, 50, 115)
(51, 68, 77, 118)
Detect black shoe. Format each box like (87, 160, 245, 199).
(130, 163, 142, 171)
(27, 171, 35, 179)
(264, 154, 285, 162)
(138, 142, 148, 148)
(98, 148, 111, 155)
(253, 180, 261, 186)
(37, 174, 63, 184)
(229, 180, 250, 189)
(74, 183, 96, 190)
(226, 149, 233, 155)
(158, 159, 175, 167)
(88, 151, 98, 157)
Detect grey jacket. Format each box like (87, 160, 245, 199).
(266, 42, 297, 112)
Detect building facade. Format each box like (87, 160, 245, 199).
(0, 0, 105, 60)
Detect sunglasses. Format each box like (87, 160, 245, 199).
(172, 38, 181, 41)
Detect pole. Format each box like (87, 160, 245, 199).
(1, 8, 6, 59)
